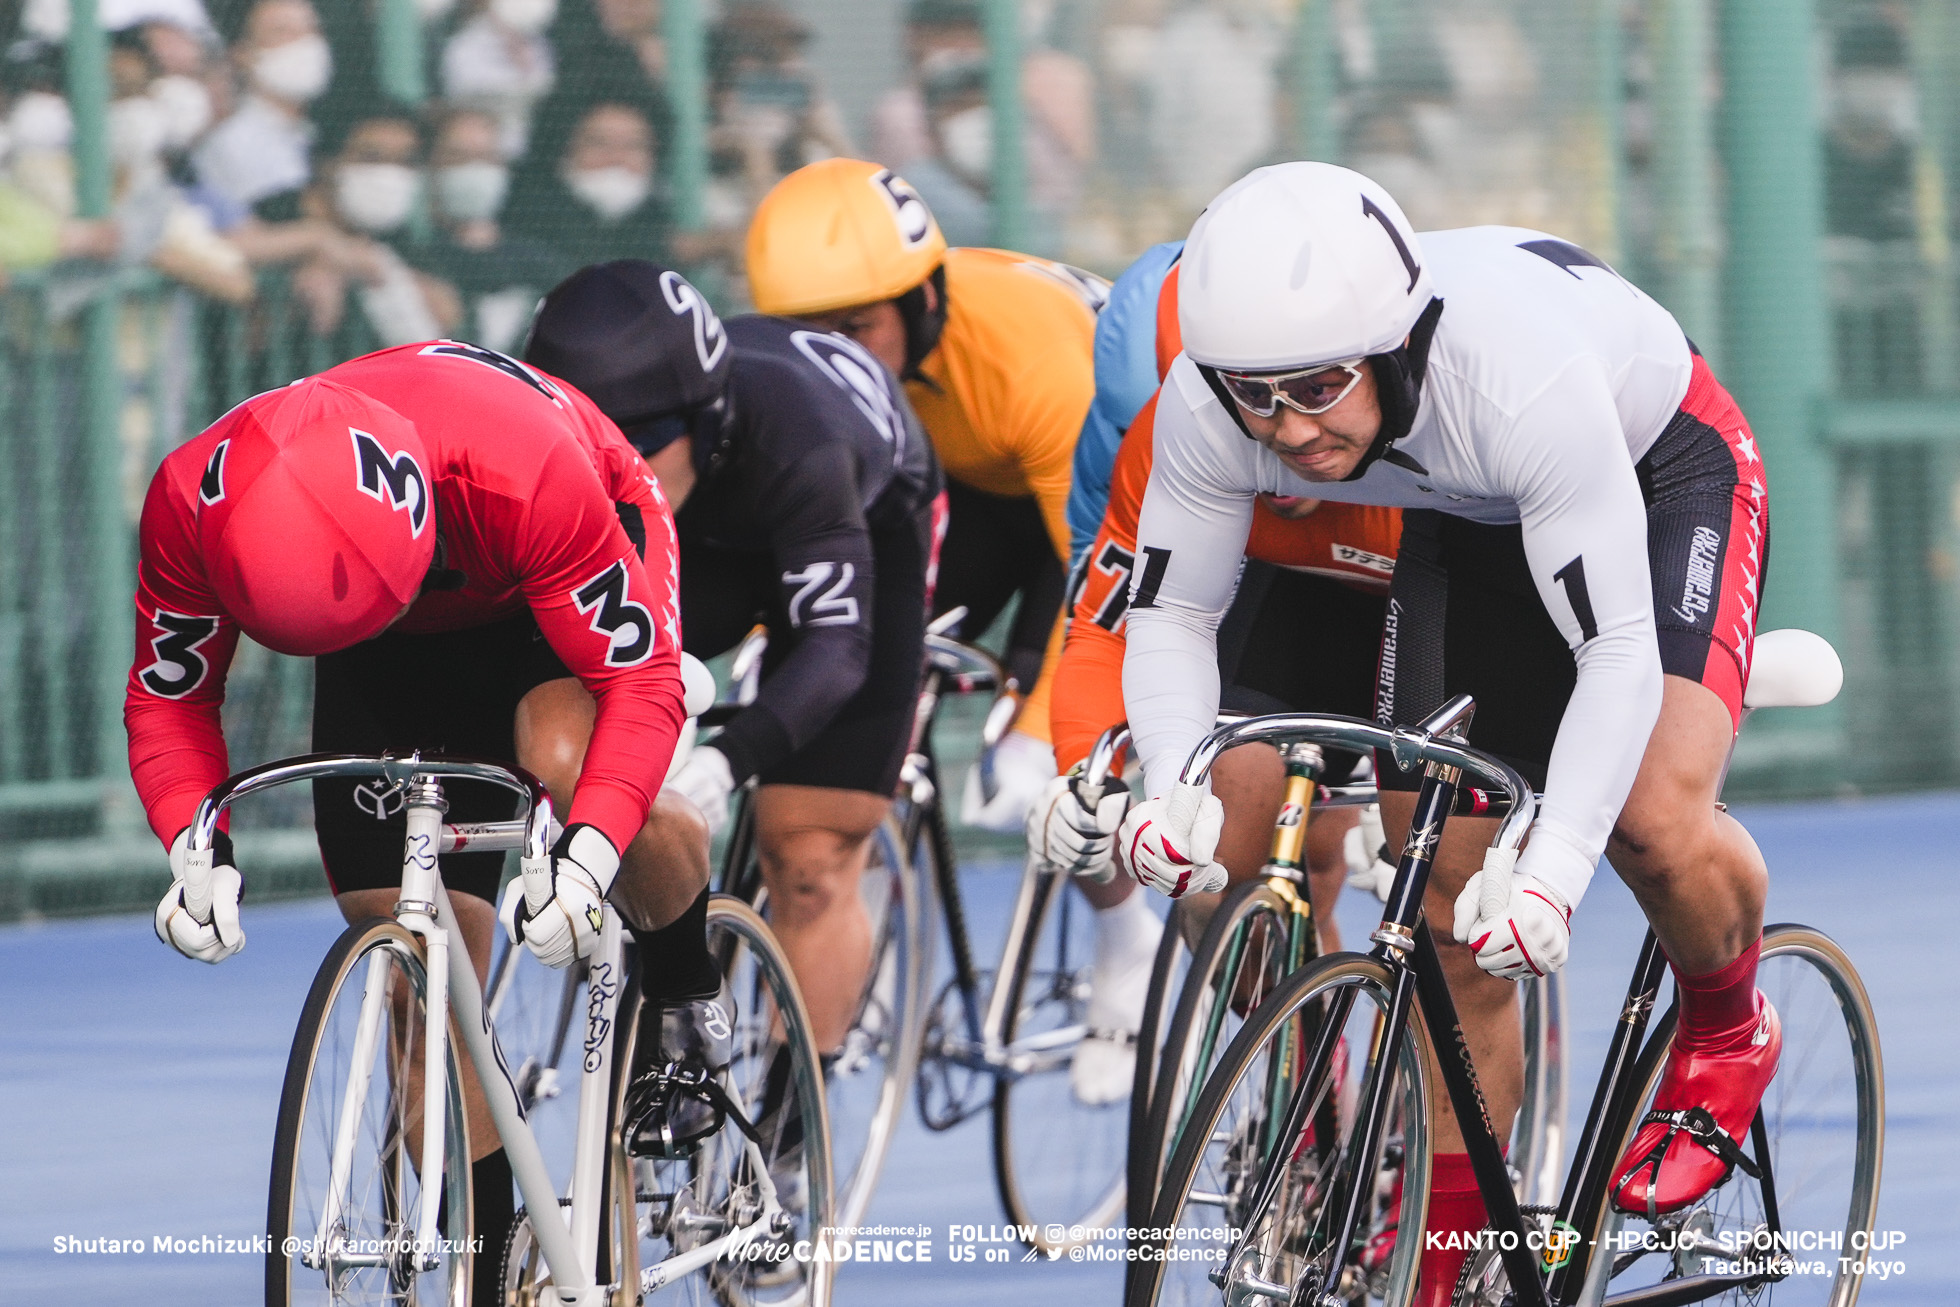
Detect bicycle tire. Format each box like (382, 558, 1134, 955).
(1563, 923, 1884, 1307)
(1132, 881, 1297, 1243)
(991, 866, 1132, 1252)
(1129, 951, 1432, 1307)
(617, 895, 835, 1307)
(729, 814, 922, 1232)
(1126, 899, 1196, 1231)
(267, 916, 473, 1307)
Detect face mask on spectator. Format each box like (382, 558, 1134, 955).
(418, 0, 459, 18)
(150, 74, 215, 151)
(9, 91, 73, 153)
(940, 106, 992, 181)
(491, 0, 558, 35)
(564, 166, 649, 220)
(253, 34, 333, 104)
(109, 96, 169, 174)
(436, 161, 509, 222)
(336, 162, 421, 234)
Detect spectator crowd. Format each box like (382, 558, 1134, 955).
(0, 0, 858, 350)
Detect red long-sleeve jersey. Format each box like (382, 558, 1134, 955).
(124, 341, 687, 855)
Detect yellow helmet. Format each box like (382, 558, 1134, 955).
(747, 158, 948, 317)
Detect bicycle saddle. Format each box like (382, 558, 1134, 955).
(1743, 629, 1842, 711)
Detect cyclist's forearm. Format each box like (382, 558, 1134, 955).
(125, 695, 230, 846)
(1124, 605, 1223, 798)
(717, 623, 872, 784)
(1531, 623, 1663, 906)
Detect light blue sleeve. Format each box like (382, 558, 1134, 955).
(1066, 240, 1184, 568)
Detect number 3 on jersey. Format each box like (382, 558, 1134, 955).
(572, 559, 656, 666)
(139, 611, 222, 697)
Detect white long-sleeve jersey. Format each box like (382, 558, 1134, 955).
(1126, 225, 1694, 905)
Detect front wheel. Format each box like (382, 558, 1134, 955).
(1130, 951, 1432, 1307)
(268, 917, 473, 1307)
(1570, 923, 1884, 1307)
(992, 867, 1139, 1252)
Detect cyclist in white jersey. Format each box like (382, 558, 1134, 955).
(1116, 163, 1775, 1302)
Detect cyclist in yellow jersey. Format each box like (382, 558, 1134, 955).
(747, 158, 1101, 832)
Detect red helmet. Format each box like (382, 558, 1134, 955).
(195, 377, 436, 656)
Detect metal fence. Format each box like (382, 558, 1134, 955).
(2, 0, 1959, 916)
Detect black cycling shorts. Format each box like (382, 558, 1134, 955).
(933, 478, 1066, 693)
(680, 505, 933, 797)
(312, 611, 573, 903)
(1217, 562, 1386, 780)
(1375, 353, 1770, 792)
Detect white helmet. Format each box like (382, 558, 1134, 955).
(1180, 162, 1434, 372)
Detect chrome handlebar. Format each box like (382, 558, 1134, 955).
(1173, 696, 1536, 852)
(184, 752, 555, 863)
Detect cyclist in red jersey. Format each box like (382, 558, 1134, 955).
(127, 342, 716, 1307)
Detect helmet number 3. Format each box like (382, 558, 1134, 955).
(572, 560, 656, 667)
(870, 169, 934, 249)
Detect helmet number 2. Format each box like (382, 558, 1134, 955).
(572, 560, 656, 667)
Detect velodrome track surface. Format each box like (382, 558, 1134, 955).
(5, 791, 1956, 1303)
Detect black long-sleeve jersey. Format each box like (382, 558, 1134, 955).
(678, 315, 941, 782)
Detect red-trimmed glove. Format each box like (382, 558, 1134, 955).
(1451, 848, 1572, 980)
(1116, 783, 1227, 899)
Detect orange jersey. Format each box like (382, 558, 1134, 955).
(1051, 392, 1401, 772)
(910, 246, 1102, 742)
(908, 246, 1101, 561)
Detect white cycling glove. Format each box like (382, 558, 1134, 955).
(1027, 771, 1131, 880)
(962, 729, 1057, 833)
(500, 823, 619, 969)
(667, 744, 735, 836)
(155, 827, 245, 964)
(1116, 783, 1227, 899)
(1343, 803, 1396, 902)
(1451, 844, 1580, 980)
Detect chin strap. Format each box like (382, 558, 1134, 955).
(896, 264, 949, 382)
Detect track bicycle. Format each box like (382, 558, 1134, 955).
(1131, 629, 1882, 1307)
(180, 751, 834, 1307)
(1110, 728, 1567, 1235)
(708, 607, 1145, 1253)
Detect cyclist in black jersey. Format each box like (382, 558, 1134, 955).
(527, 260, 941, 1153)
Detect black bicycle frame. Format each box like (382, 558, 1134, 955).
(1229, 753, 1785, 1307)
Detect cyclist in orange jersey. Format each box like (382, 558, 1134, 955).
(747, 158, 1102, 832)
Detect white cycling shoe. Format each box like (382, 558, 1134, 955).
(1071, 891, 1163, 1106)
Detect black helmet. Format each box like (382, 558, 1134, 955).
(525, 260, 734, 459)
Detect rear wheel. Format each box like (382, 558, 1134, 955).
(1561, 923, 1884, 1307)
(268, 917, 473, 1307)
(620, 896, 834, 1306)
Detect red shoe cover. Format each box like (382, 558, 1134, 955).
(1414, 1154, 1484, 1307)
(1611, 991, 1781, 1219)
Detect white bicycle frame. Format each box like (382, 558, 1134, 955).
(183, 752, 789, 1307)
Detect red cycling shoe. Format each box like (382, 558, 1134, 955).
(1611, 991, 1781, 1219)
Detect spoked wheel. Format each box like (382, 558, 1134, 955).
(1567, 923, 1883, 1307)
(992, 867, 1141, 1253)
(485, 937, 586, 1193)
(620, 896, 834, 1307)
(268, 918, 473, 1307)
(1132, 881, 1303, 1248)
(1126, 899, 1196, 1230)
(1129, 952, 1431, 1307)
(821, 818, 926, 1229)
